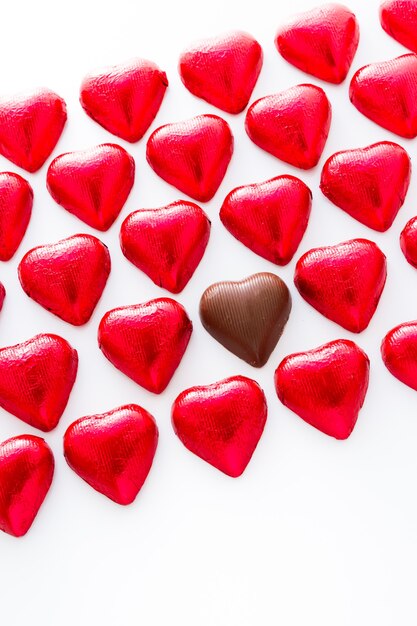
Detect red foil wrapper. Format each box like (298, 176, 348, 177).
(0, 172, 33, 261)
(381, 321, 417, 392)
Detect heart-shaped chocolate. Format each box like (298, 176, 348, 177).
(0, 172, 33, 261)
(320, 142, 411, 231)
(0, 334, 78, 431)
(220, 175, 312, 265)
(245, 84, 332, 169)
(275, 3, 359, 84)
(172, 375, 267, 477)
(294, 238, 387, 333)
(199, 272, 291, 367)
(64, 404, 158, 504)
(18, 234, 111, 325)
(80, 57, 168, 142)
(46, 143, 135, 231)
(120, 201, 211, 293)
(146, 114, 233, 201)
(0, 88, 67, 172)
(0, 435, 54, 537)
(349, 54, 417, 138)
(380, 1, 417, 53)
(275, 339, 370, 440)
(381, 321, 417, 391)
(179, 31, 263, 113)
(98, 298, 192, 393)
(400, 217, 417, 268)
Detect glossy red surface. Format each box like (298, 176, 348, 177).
(0, 88, 66, 172)
(120, 201, 210, 293)
(349, 54, 417, 138)
(220, 175, 312, 265)
(0, 282, 5, 313)
(275, 339, 370, 440)
(64, 404, 158, 505)
(275, 3, 359, 84)
(179, 31, 263, 114)
(172, 376, 267, 477)
(294, 238, 387, 333)
(320, 141, 411, 232)
(98, 298, 192, 394)
(18, 234, 111, 325)
(0, 435, 54, 537)
(80, 57, 168, 142)
(381, 321, 417, 391)
(380, 0, 417, 53)
(46, 143, 135, 231)
(245, 84, 331, 169)
(0, 334, 78, 431)
(0, 172, 33, 261)
(400, 217, 417, 268)
(146, 114, 233, 201)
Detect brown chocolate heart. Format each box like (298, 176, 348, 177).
(199, 272, 291, 367)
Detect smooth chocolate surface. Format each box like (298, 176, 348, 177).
(199, 272, 291, 367)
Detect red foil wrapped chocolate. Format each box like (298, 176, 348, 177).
(400, 217, 417, 269)
(64, 404, 158, 505)
(0, 172, 33, 261)
(380, 1, 417, 54)
(381, 321, 417, 391)
(275, 339, 370, 440)
(172, 375, 267, 477)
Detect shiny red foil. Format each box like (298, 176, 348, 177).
(380, 1, 417, 53)
(320, 141, 411, 232)
(179, 31, 263, 114)
(172, 375, 267, 477)
(275, 3, 359, 84)
(64, 404, 158, 505)
(18, 234, 111, 325)
(80, 58, 168, 142)
(349, 54, 417, 138)
(46, 143, 135, 231)
(98, 299, 192, 394)
(0, 88, 66, 172)
(294, 238, 387, 333)
(275, 339, 370, 440)
(120, 201, 210, 293)
(400, 217, 417, 268)
(381, 321, 417, 391)
(220, 175, 312, 265)
(0, 334, 78, 431)
(146, 114, 233, 202)
(0, 282, 5, 313)
(0, 435, 54, 537)
(245, 85, 331, 169)
(0, 172, 33, 261)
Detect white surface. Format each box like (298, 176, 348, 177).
(0, 1, 416, 624)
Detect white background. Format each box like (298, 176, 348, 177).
(0, 0, 416, 624)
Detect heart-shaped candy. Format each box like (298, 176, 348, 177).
(245, 85, 331, 169)
(294, 239, 387, 333)
(349, 54, 417, 138)
(172, 376, 267, 477)
(64, 404, 158, 504)
(18, 234, 111, 325)
(0, 435, 54, 537)
(381, 321, 417, 391)
(200, 272, 291, 367)
(46, 143, 135, 231)
(220, 175, 312, 265)
(120, 201, 210, 293)
(0, 172, 33, 261)
(0, 88, 67, 172)
(98, 299, 192, 393)
(179, 31, 263, 114)
(320, 142, 411, 231)
(0, 334, 78, 431)
(275, 339, 370, 439)
(275, 3, 359, 84)
(400, 217, 417, 268)
(146, 114, 233, 201)
(80, 57, 168, 142)
(380, 1, 417, 53)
